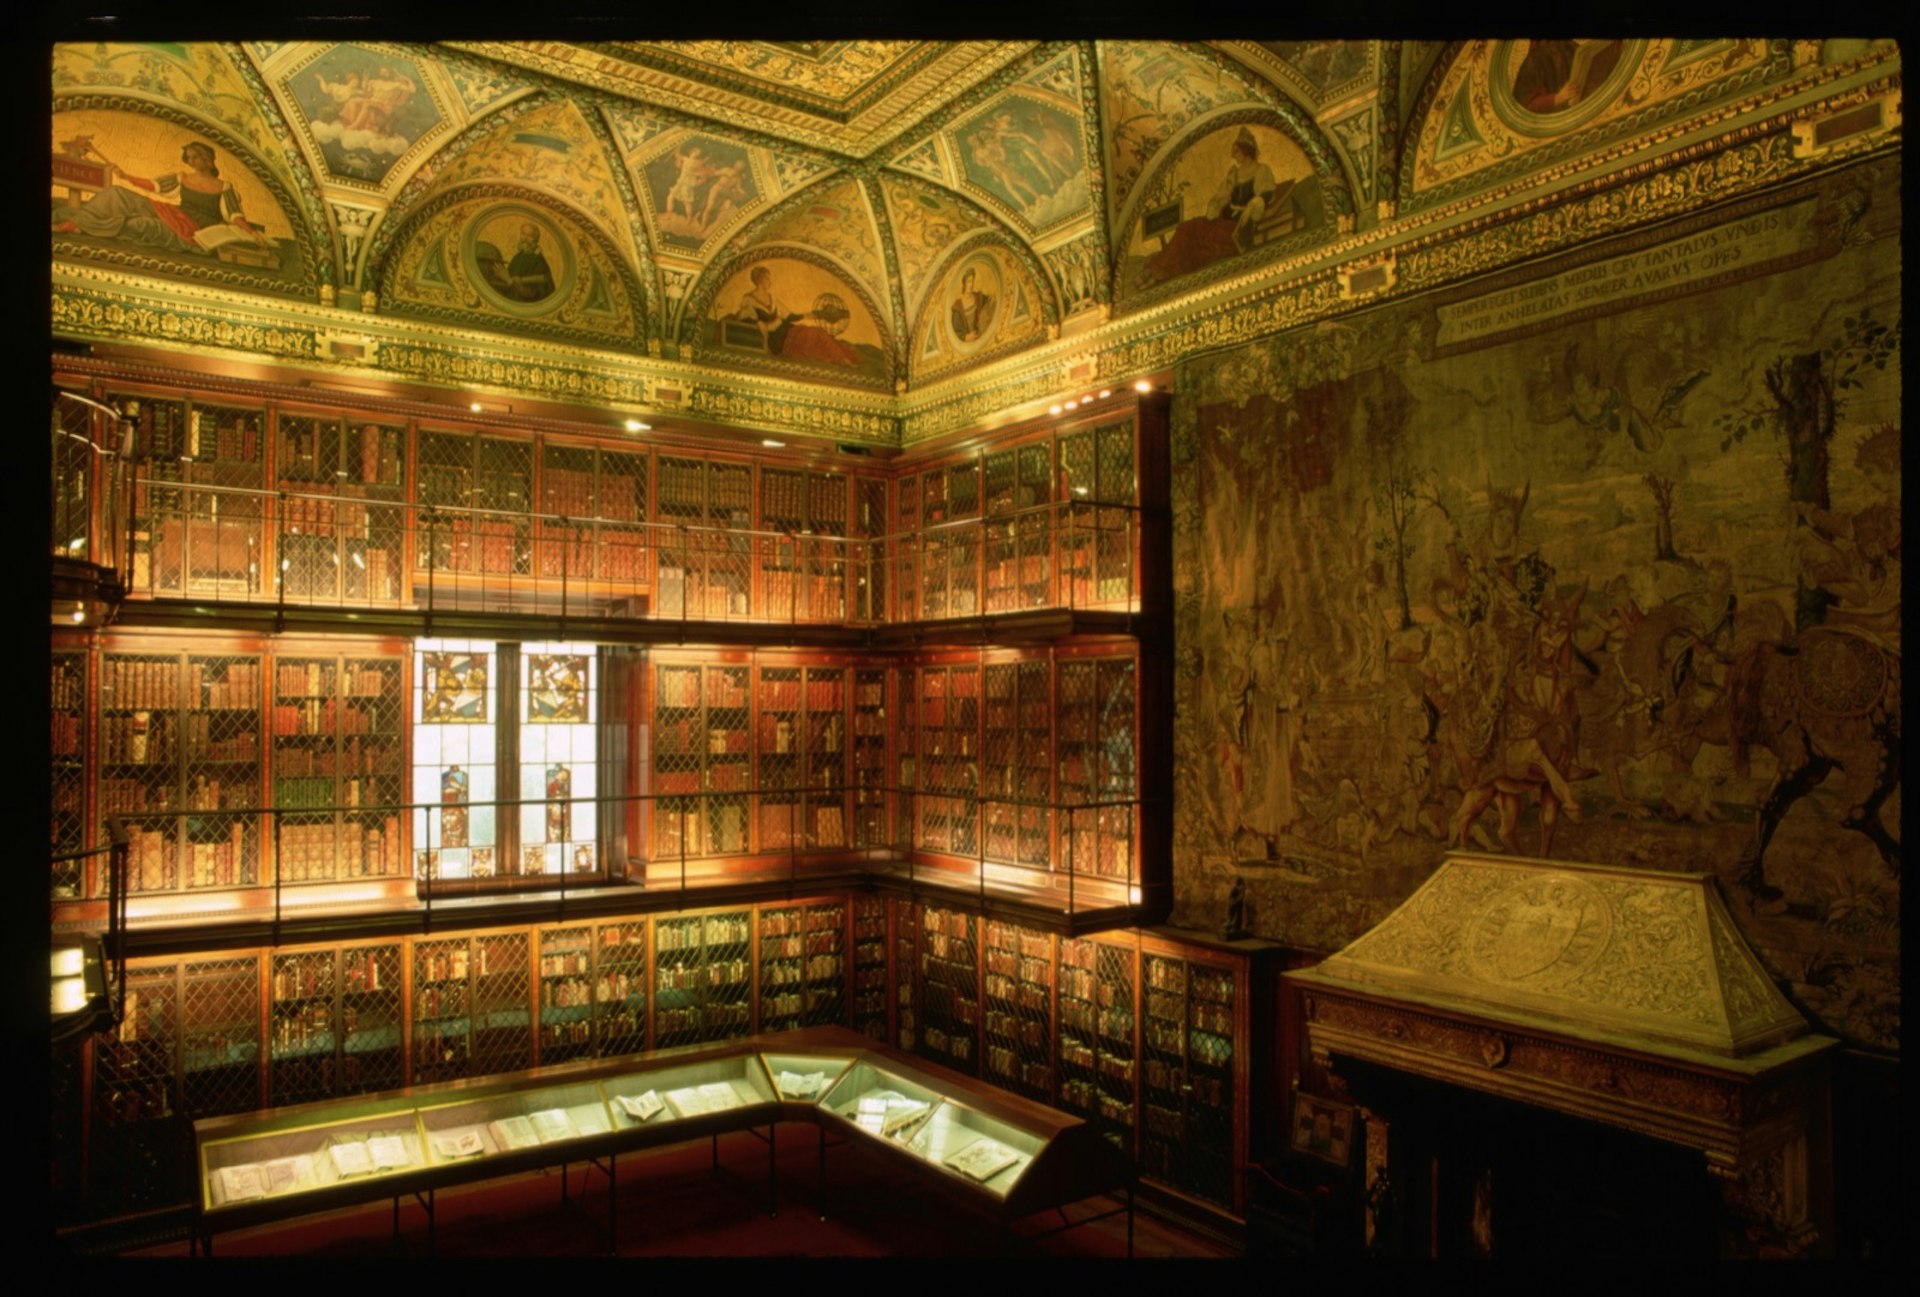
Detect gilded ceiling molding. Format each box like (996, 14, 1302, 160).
(220, 42, 339, 288)
(445, 40, 1032, 158)
(1066, 41, 1116, 315)
(1375, 42, 1403, 213)
(51, 261, 901, 446)
(52, 81, 1896, 456)
(577, 101, 666, 346)
(860, 173, 915, 382)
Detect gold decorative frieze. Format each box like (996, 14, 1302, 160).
(1337, 253, 1396, 300)
(50, 264, 899, 445)
(1791, 87, 1902, 159)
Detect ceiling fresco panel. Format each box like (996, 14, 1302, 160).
(55, 43, 304, 197)
(695, 254, 894, 391)
(1405, 39, 1785, 208)
(639, 132, 767, 256)
(447, 40, 1027, 156)
(910, 239, 1049, 383)
(51, 105, 314, 295)
(879, 174, 996, 315)
(743, 177, 887, 301)
(950, 87, 1091, 235)
(382, 189, 639, 344)
(1101, 41, 1266, 229)
(1117, 116, 1330, 303)
(282, 44, 446, 188)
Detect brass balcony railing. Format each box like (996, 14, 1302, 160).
(57, 468, 1142, 625)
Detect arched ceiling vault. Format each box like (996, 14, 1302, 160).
(52, 38, 1895, 414)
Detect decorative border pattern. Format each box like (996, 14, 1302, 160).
(51, 263, 901, 445)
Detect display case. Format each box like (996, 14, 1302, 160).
(602, 1046, 779, 1131)
(818, 1052, 1126, 1218)
(198, 1091, 426, 1221)
(192, 1028, 1126, 1246)
(417, 1077, 612, 1163)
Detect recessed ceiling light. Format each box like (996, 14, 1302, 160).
(1134, 380, 1151, 393)
(1064, 400, 1077, 410)
(1049, 405, 1062, 416)
(1098, 389, 1111, 399)
(624, 418, 650, 433)
(762, 438, 786, 448)
(469, 402, 483, 413)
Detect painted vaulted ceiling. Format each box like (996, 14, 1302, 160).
(52, 38, 1886, 408)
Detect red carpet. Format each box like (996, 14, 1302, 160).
(130, 1124, 1234, 1258)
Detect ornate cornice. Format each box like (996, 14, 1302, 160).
(52, 262, 899, 445)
